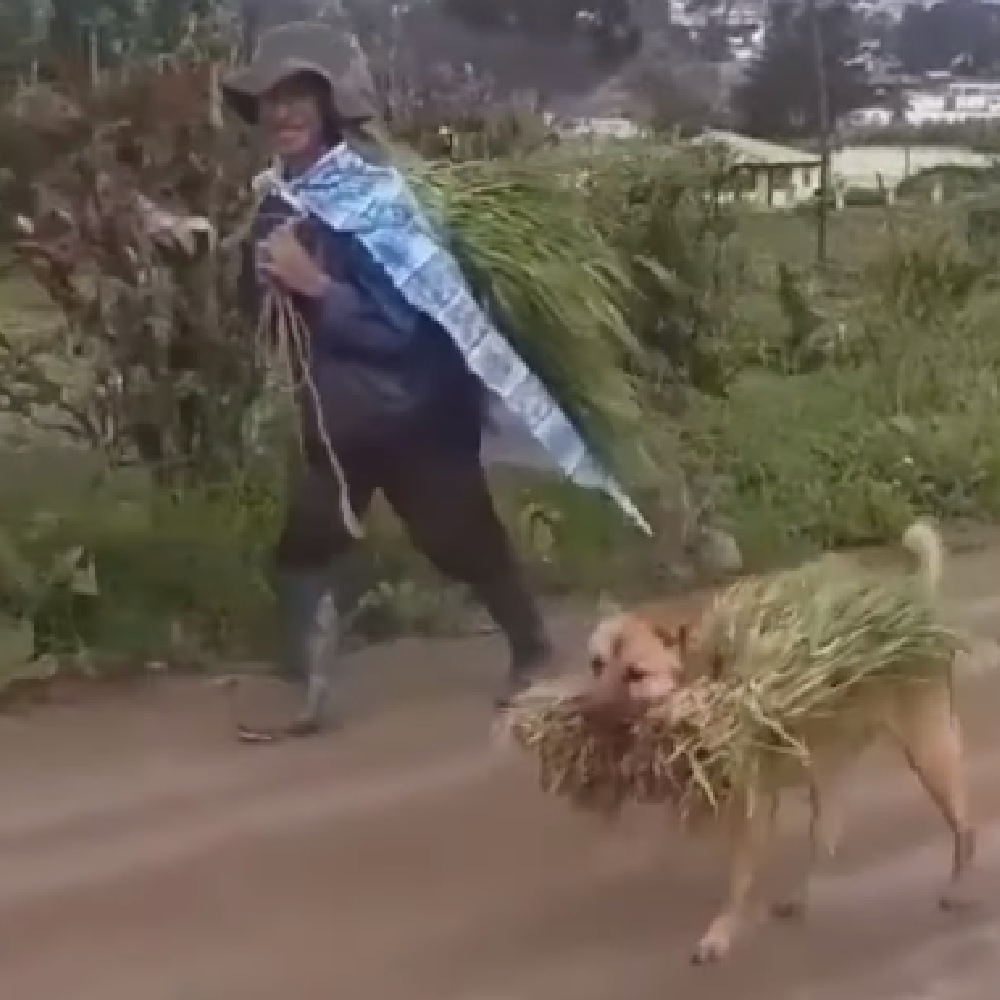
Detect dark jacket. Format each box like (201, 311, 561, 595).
(241, 188, 482, 458)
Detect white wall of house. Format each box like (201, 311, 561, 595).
(561, 116, 646, 139)
(847, 106, 896, 128)
(905, 81, 1000, 125)
(832, 144, 998, 190)
(732, 162, 820, 207)
(692, 131, 821, 208)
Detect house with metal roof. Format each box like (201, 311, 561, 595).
(691, 129, 822, 207)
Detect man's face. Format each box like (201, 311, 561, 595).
(260, 74, 326, 167)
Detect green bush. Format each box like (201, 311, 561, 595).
(0, 462, 277, 682)
(897, 165, 1000, 202)
(842, 186, 887, 207)
(680, 371, 1000, 564)
(0, 444, 670, 687)
(681, 222, 1000, 566)
(5, 74, 1000, 688)
(580, 142, 741, 397)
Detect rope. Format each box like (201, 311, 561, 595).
(258, 283, 364, 540)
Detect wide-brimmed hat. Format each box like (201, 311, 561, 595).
(221, 21, 376, 125)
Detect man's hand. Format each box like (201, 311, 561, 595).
(259, 223, 330, 299)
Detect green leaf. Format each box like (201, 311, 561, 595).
(47, 545, 100, 596)
(50, 544, 86, 584)
(888, 415, 918, 437)
(634, 255, 680, 288)
(71, 558, 100, 597)
(0, 614, 34, 668)
(0, 653, 58, 695)
(0, 526, 38, 601)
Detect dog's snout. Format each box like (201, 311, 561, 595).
(576, 671, 614, 712)
(578, 687, 613, 720)
(578, 674, 642, 727)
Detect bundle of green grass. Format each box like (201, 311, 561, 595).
(259, 150, 654, 534)
(505, 557, 962, 823)
(405, 156, 649, 479)
(260, 142, 659, 482)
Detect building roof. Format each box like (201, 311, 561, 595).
(691, 129, 821, 166)
(555, 74, 638, 119)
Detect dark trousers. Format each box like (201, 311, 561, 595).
(275, 425, 549, 670)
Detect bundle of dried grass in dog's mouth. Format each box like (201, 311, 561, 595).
(504, 684, 723, 821)
(503, 559, 963, 824)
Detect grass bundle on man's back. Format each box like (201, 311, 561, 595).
(259, 152, 653, 488)
(406, 157, 648, 478)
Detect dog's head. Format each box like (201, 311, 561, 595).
(581, 612, 691, 723)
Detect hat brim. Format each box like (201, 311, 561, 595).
(222, 59, 371, 125)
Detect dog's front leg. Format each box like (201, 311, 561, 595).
(692, 793, 775, 965)
(772, 772, 845, 921)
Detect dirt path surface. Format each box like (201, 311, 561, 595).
(3, 534, 1000, 999)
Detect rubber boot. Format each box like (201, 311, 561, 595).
(476, 571, 553, 708)
(274, 568, 340, 735)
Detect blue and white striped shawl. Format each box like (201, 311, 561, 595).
(255, 143, 649, 534)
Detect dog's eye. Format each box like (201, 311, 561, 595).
(624, 665, 645, 683)
(590, 656, 605, 676)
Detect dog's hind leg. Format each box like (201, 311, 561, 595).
(692, 792, 775, 965)
(771, 775, 844, 921)
(896, 680, 975, 911)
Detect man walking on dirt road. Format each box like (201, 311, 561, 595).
(223, 23, 554, 737)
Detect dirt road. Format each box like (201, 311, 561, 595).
(2, 538, 1000, 999)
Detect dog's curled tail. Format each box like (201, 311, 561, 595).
(902, 518, 945, 597)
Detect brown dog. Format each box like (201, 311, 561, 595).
(584, 590, 718, 716)
(583, 521, 974, 965)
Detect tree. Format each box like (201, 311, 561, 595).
(0, 0, 44, 74)
(37, 0, 241, 76)
(683, 0, 737, 62)
(438, 0, 642, 66)
(896, 0, 1000, 74)
(735, 0, 869, 139)
(46, 0, 143, 62)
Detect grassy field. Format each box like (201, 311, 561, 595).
(0, 265, 53, 331)
(735, 204, 929, 268)
(729, 202, 969, 351)
(0, 193, 996, 682)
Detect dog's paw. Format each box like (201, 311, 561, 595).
(939, 888, 979, 914)
(690, 935, 730, 965)
(770, 897, 807, 922)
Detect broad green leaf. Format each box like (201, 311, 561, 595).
(71, 558, 100, 598)
(0, 614, 34, 668)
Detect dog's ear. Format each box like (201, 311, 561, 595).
(652, 622, 689, 651)
(651, 624, 673, 647)
(676, 622, 690, 651)
(710, 650, 724, 679)
(597, 591, 622, 617)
